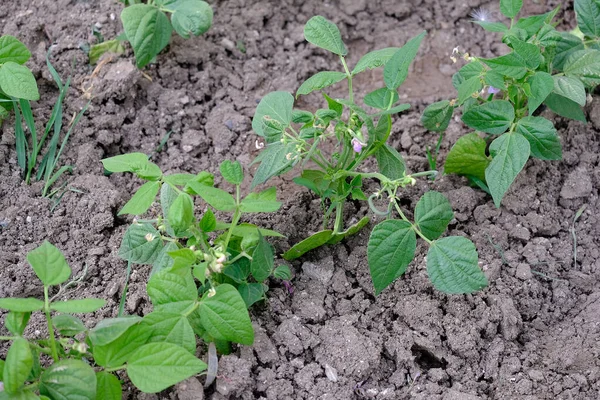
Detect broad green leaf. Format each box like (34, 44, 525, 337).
(509, 37, 541, 69)
(563, 49, 600, 87)
(0, 104, 8, 121)
(486, 133, 530, 207)
(527, 71, 554, 114)
(101, 153, 149, 173)
(250, 141, 296, 189)
(421, 100, 454, 132)
(151, 241, 178, 276)
(375, 144, 405, 180)
(453, 62, 484, 89)
(457, 76, 483, 105)
(89, 39, 125, 64)
(296, 71, 347, 98)
(121, 4, 172, 68)
(250, 231, 274, 282)
(370, 114, 392, 145)
(0, 389, 38, 400)
(142, 312, 196, 354)
(575, 0, 600, 38)
(27, 241, 71, 286)
(363, 87, 399, 110)
(167, 192, 195, 235)
(170, 0, 213, 39)
(118, 223, 162, 264)
(52, 314, 86, 337)
(461, 100, 514, 135)
(553, 75, 586, 106)
(515, 8, 559, 36)
(135, 160, 163, 180)
(199, 284, 254, 345)
(536, 23, 561, 47)
(0, 359, 4, 380)
(252, 91, 294, 140)
(0, 62, 39, 101)
(352, 47, 399, 75)
(240, 187, 281, 213)
(415, 191, 454, 241)
(92, 323, 152, 368)
(373, 103, 410, 116)
(484, 71, 505, 90)
(544, 92, 586, 122)
(3, 338, 33, 394)
(0, 36, 31, 64)
(119, 181, 160, 216)
(5, 312, 31, 336)
(238, 283, 266, 308)
(383, 31, 426, 90)
(0, 298, 44, 312)
(273, 265, 292, 280)
(96, 372, 122, 400)
(188, 183, 235, 211)
(147, 269, 198, 306)
(323, 93, 343, 116)
(39, 359, 96, 400)
(50, 298, 106, 313)
(282, 230, 333, 260)
(182, 171, 214, 193)
(515, 116, 562, 160)
(483, 54, 527, 79)
(88, 316, 142, 347)
(292, 109, 314, 124)
(368, 220, 416, 295)
(553, 32, 585, 70)
(445, 133, 490, 181)
(127, 342, 207, 393)
(474, 21, 509, 33)
(163, 173, 196, 187)
(427, 236, 487, 293)
(167, 248, 196, 271)
(219, 160, 244, 185)
(196, 211, 215, 235)
(303, 15, 347, 56)
(500, 0, 522, 18)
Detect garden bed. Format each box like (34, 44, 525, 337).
(1, 0, 599, 399)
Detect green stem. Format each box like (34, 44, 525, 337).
(0, 336, 15, 340)
(340, 56, 353, 103)
(222, 185, 242, 251)
(182, 302, 200, 318)
(104, 365, 127, 373)
(227, 251, 252, 265)
(391, 197, 432, 244)
(333, 201, 345, 234)
(44, 286, 59, 362)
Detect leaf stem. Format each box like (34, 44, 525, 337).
(222, 185, 242, 251)
(390, 197, 432, 244)
(104, 365, 127, 373)
(44, 285, 60, 362)
(340, 56, 353, 103)
(227, 251, 252, 264)
(0, 336, 15, 340)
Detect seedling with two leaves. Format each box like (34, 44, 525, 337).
(422, 0, 600, 206)
(251, 16, 488, 294)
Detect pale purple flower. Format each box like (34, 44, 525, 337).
(488, 86, 501, 95)
(352, 138, 364, 153)
(283, 280, 294, 295)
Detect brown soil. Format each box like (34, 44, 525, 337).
(1, 0, 599, 399)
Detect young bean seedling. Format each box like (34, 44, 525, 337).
(101, 154, 290, 350)
(0, 241, 209, 398)
(422, 0, 600, 207)
(251, 16, 488, 294)
(90, 0, 213, 68)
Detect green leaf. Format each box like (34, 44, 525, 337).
(50, 299, 106, 313)
(167, 192, 195, 235)
(147, 269, 198, 307)
(553, 75, 586, 106)
(375, 144, 405, 180)
(217, 222, 284, 238)
(240, 187, 281, 213)
(515, 8, 559, 36)
(219, 160, 244, 185)
(89, 316, 142, 346)
(167, 248, 196, 271)
(367, 220, 416, 295)
(282, 230, 333, 260)
(484, 71, 505, 90)
(553, 32, 585, 70)
(250, 231, 274, 282)
(188, 183, 235, 212)
(483, 54, 527, 79)
(199, 284, 254, 345)
(127, 342, 207, 393)
(457, 76, 483, 105)
(515, 116, 562, 160)
(0, 36, 31, 64)
(527, 71, 554, 114)
(250, 141, 296, 189)
(121, 4, 172, 68)
(252, 91, 294, 140)
(509, 37, 541, 69)
(151, 241, 178, 276)
(373, 103, 410, 116)
(427, 236, 487, 294)
(352, 47, 399, 75)
(500, 0, 522, 18)
(292, 109, 314, 124)
(461, 100, 514, 135)
(3, 338, 33, 394)
(0, 389, 38, 400)
(486, 133, 530, 207)
(238, 283, 266, 308)
(453, 62, 484, 88)
(119, 181, 160, 216)
(0, 62, 39, 101)
(303, 15, 347, 56)
(473, 21, 508, 33)
(39, 359, 96, 400)
(118, 223, 162, 264)
(445, 133, 490, 181)
(199, 209, 216, 233)
(182, 172, 214, 193)
(296, 71, 347, 98)
(170, 0, 213, 39)
(142, 312, 196, 354)
(163, 173, 196, 187)
(415, 191, 454, 241)
(52, 314, 86, 337)
(323, 93, 343, 116)
(363, 87, 397, 110)
(383, 31, 426, 90)
(5, 312, 31, 336)
(92, 323, 151, 368)
(0, 298, 44, 312)
(27, 241, 71, 286)
(544, 92, 586, 122)
(95, 372, 122, 400)
(273, 265, 292, 280)
(563, 49, 600, 87)
(101, 153, 149, 173)
(421, 100, 454, 132)
(575, 0, 600, 38)
(89, 39, 125, 64)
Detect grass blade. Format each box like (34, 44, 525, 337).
(12, 100, 28, 173)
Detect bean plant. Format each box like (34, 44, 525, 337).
(422, 0, 600, 207)
(251, 16, 488, 294)
(90, 0, 213, 68)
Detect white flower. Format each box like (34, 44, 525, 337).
(470, 8, 493, 22)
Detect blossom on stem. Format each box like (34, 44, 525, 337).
(488, 86, 501, 95)
(351, 138, 365, 153)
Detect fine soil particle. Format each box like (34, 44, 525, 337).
(2, 0, 600, 399)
